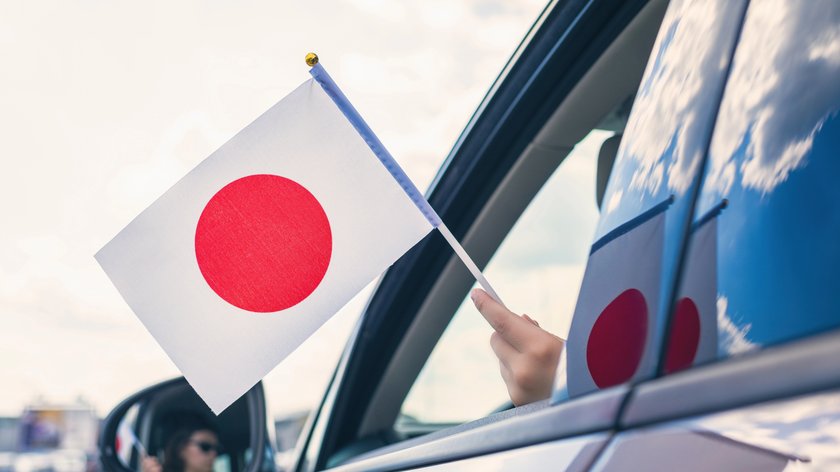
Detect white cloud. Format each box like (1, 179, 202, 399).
(0, 0, 545, 418)
(339, 0, 408, 22)
(605, 189, 623, 214)
(619, 0, 744, 197)
(716, 295, 758, 356)
(706, 0, 840, 195)
(616, 1, 840, 200)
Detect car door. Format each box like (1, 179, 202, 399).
(593, 1, 840, 470)
(286, 0, 759, 470)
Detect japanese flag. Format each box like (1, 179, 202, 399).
(567, 200, 669, 397)
(96, 77, 434, 413)
(663, 206, 721, 373)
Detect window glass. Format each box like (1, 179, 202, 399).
(399, 130, 609, 425)
(665, 0, 840, 371)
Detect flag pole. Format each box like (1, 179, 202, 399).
(305, 52, 504, 305)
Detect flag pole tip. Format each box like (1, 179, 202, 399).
(305, 52, 319, 67)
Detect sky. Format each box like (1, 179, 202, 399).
(0, 0, 547, 418)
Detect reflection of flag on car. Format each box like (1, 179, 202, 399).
(115, 415, 145, 463)
(96, 66, 438, 413)
(567, 197, 672, 397)
(664, 201, 725, 373)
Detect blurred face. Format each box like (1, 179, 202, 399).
(179, 430, 219, 472)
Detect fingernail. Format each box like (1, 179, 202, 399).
(470, 289, 479, 301)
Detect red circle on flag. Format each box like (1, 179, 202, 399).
(586, 288, 648, 389)
(195, 174, 332, 313)
(663, 297, 701, 374)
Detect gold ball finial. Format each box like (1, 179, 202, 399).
(305, 52, 319, 67)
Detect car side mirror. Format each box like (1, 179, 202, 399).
(98, 377, 272, 472)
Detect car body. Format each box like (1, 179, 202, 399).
(100, 0, 840, 470)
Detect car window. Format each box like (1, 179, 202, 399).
(398, 130, 609, 425)
(663, 0, 840, 374)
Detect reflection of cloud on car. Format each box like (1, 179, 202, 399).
(715, 295, 758, 356)
(617, 1, 745, 197)
(707, 0, 840, 195)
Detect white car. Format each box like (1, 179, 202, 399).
(99, 0, 840, 470)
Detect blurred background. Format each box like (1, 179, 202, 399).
(0, 1, 546, 470)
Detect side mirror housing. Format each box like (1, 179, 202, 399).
(98, 377, 272, 472)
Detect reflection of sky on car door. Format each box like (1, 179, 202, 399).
(601, 0, 748, 221)
(703, 118, 840, 355)
(687, 0, 840, 357)
(0, 0, 545, 417)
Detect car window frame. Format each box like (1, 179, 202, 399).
(292, 0, 666, 470)
(332, 388, 628, 472)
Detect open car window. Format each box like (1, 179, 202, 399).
(399, 129, 610, 428)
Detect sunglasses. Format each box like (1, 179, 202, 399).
(190, 440, 222, 455)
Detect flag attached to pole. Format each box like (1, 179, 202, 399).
(97, 56, 450, 413)
(566, 197, 672, 397)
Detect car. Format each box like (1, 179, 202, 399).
(98, 0, 840, 470)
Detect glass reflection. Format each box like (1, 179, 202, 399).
(672, 0, 840, 368)
(568, 0, 748, 396)
(598, 0, 748, 232)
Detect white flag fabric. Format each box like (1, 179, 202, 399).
(567, 200, 669, 397)
(663, 207, 720, 373)
(96, 78, 434, 413)
(115, 419, 135, 463)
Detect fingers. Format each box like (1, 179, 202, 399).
(486, 326, 566, 405)
(490, 331, 517, 368)
(499, 359, 512, 384)
(472, 288, 538, 350)
(473, 288, 567, 405)
(523, 315, 565, 344)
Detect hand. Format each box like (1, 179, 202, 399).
(142, 457, 162, 472)
(471, 288, 565, 406)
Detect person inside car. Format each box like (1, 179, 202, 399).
(141, 423, 221, 472)
(471, 288, 566, 406)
